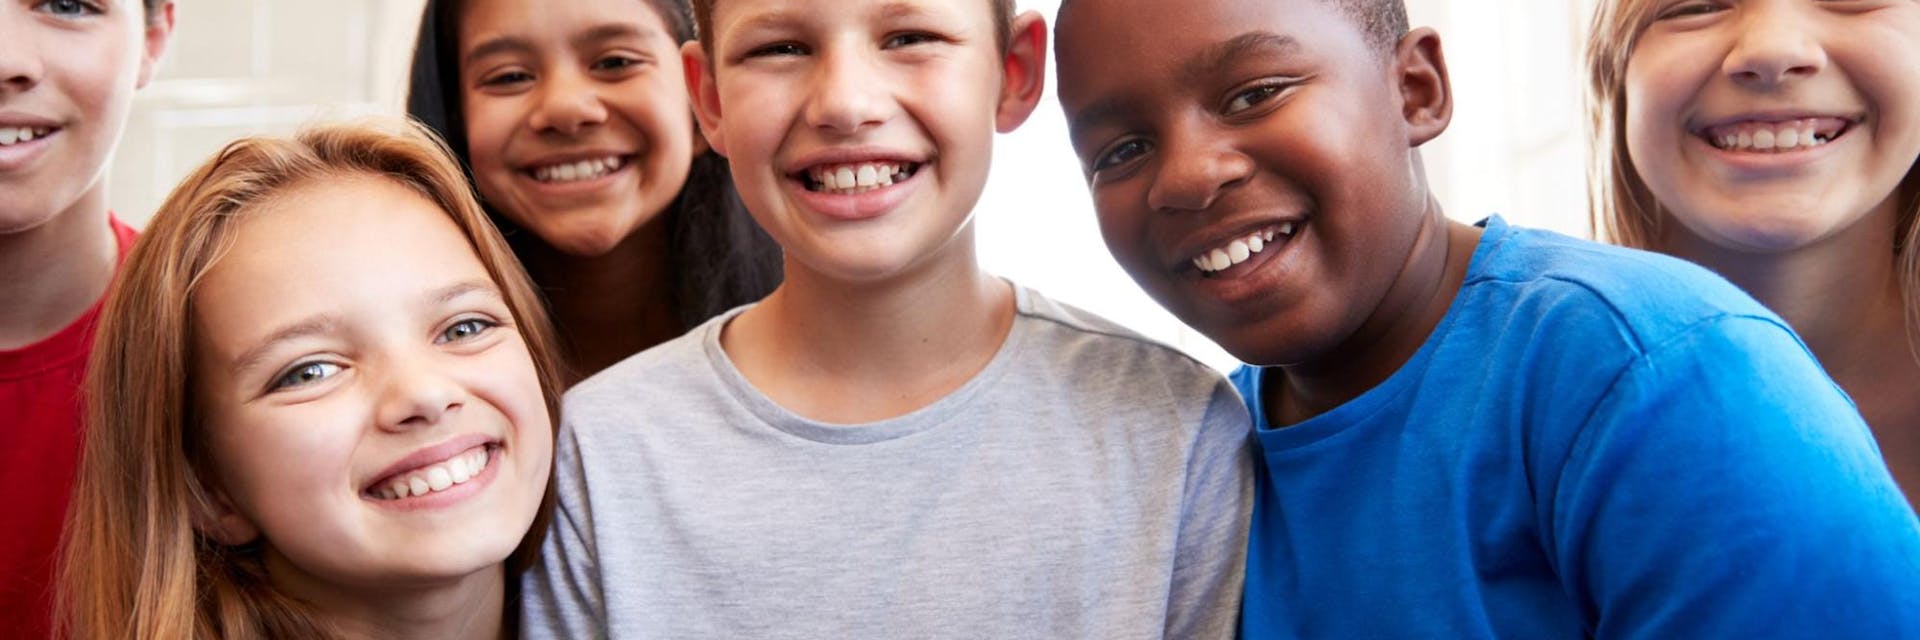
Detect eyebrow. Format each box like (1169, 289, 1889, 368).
(1067, 31, 1301, 144)
(230, 316, 342, 376)
(463, 24, 659, 68)
(1184, 31, 1300, 80)
(725, 1, 938, 46)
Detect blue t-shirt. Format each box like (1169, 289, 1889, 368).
(1232, 216, 1920, 638)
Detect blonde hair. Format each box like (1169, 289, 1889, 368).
(1584, 0, 1920, 355)
(57, 121, 565, 639)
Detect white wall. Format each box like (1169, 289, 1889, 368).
(110, 0, 1596, 372)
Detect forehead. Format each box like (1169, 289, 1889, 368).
(709, 0, 985, 39)
(194, 176, 487, 331)
(1056, 0, 1366, 122)
(459, 0, 671, 51)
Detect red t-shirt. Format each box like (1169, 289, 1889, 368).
(0, 216, 138, 640)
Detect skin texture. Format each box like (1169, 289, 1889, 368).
(684, 0, 1045, 423)
(0, 0, 171, 348)
(1056, 0, 1478, 425)
(1624, 0, 1920, 505)
(190, 176, 551, 639)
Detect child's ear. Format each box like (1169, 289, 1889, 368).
(196, 485, 261, 547)
(682, 41, 729, 158)
(994, 11, 1048, 134)
(136, 1, 177, 89)
(1393, 27, 1452, 147)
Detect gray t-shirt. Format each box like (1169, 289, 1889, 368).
(522, 285, 1252, 640)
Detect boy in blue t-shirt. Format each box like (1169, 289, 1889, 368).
(1054, 0, 1920, 637)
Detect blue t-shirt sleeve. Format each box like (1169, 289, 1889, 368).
(1549, 314, 1920, 638)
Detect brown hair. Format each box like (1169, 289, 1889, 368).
(1584, 0, 1920, 354)
(690, 0, 1016, 59)
(57, 121, 565, 639)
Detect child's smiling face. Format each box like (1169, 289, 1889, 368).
(0, 0, 168, 234)
(190, 175, 552, 595)
(458, 0, 699, 257)
(688, 0, 1036, 284)
(1625, 0, 1920, 253)
(1057, 0, 1440, 366)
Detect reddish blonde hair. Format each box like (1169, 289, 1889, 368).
(1584, 0, 1920, 355)
(58, 121, 564, 639)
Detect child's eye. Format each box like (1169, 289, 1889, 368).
(746, 42, 808, 58)
(1225, 84, 1286, 115)
(33, 0, 101, 18)
(883, 32, 941, 49)
(480, 70, 534, 88)
(437, 318, 499, 344)
(591, 55, 644, 73)
(1093, 138, 1153, 173)
(1654, 1, 1725, 20)
(270, 362, 343, 392)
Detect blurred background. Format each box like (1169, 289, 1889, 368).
(110, 0, 1599, 371)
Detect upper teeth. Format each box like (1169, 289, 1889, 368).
(532, 156, 622, 183)
(374, 446, 491, 500)
(0, 127, 51, 146)
(1707, 119, 1839, 152)
(1194, 223, 1295, 273)
(809, 162, 912, 193)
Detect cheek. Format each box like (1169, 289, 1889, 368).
(207, 405, 361, 523)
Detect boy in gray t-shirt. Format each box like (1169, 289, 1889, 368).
(520, 0, 1253, 637)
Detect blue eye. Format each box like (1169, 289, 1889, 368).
(35, 0, 101, 18)
(270, 362, 342, 391)
(1655, 1, 1724, 20)
(1093, 138, 1152, 172)
(438, 318, 498, 344)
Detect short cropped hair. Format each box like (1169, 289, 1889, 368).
(1058, 0, 1407, 54)
(691, 0, 1016, 58)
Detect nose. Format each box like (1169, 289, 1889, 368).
(1145, 125, 1255, 213)
(1723, 6, 1826, 89)
(373, 354, 465, 432)
(528, 68, 609, 137)
(0, 19, 43, 95)
(804, 44, 890, 135)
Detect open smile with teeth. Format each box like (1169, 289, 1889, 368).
(1700, 117, 1850, 153)
(800, 161, 921, 195)
(0, 126, 54, 147)
(368, 444, 495, 501)
(528, 156, 626, 183)
(1194, 223, 1297, 274)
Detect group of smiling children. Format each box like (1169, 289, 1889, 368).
(5, 0, 1918, 637)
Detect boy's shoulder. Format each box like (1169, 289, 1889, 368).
(1466, 217, 1790, 354)
(1007, 283, 1234, 409)
(1013, 283, 1222, 377)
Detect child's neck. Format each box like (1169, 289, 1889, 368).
(520, 219, 680, 385)
(266, 552, 507, 640)
(0, 192, 116, 350)
(721, 228, 1016, 424)
(1269, 197, 1480, 426)
(1660, 199, 1920, 497)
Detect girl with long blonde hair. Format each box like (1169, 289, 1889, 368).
(1587, 0, 1920, 505)
(59, 121, 565, 639)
